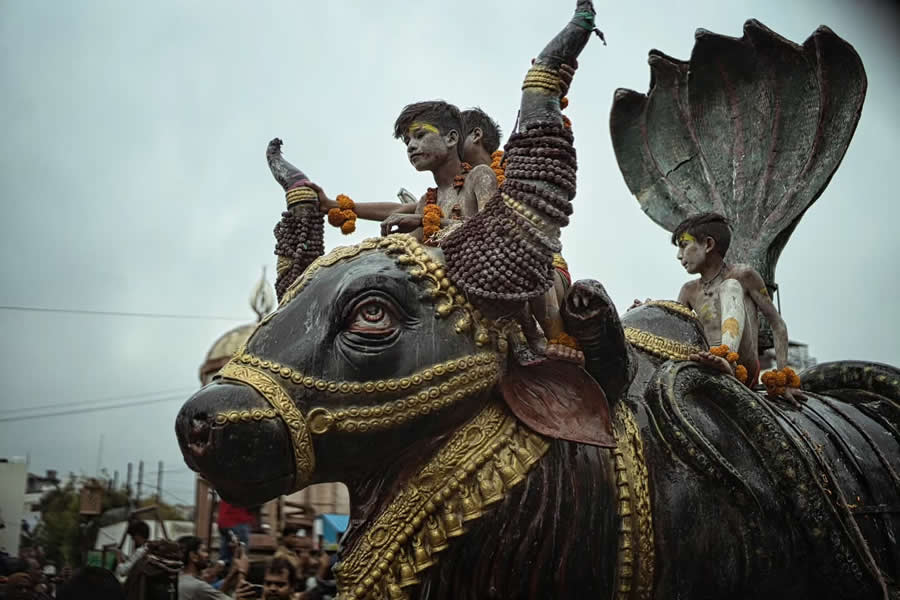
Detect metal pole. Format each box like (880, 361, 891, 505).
(157, 461, 163, 504)
(137, 461, 144, 504)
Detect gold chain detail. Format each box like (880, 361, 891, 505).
(218, 362, 315, 490)
(279, 238, 381, 307)
(613, 402, 654, 600)
(624, 327, 702, 361)
(643, 300, 697, 319)
(334, 402, 549, 600)
(232, 350, 497, 398)
(274, 235, 509, 352)
(306, 357, 501, 435)
(214, 408, 278, 426)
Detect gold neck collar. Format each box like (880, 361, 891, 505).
(334, 401, 549, 600)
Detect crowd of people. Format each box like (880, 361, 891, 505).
(0, 520, 337, 600)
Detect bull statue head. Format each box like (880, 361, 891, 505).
(176, 4, 615, 597)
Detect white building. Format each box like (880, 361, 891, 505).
(0, 459, 28, 556)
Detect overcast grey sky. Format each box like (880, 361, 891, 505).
(1, 1, 898, 505)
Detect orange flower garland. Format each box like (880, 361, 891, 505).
(422, 188, 442, 242)
(548, 332, 580, 350)
(490, 150, 506, 185)
(327, 194, 357, 235)
(761, 367, 801, 399)
(709, 345, 748, 384)
(453, 162, 472, 189)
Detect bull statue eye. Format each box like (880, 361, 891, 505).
(348, 297, 397, 335)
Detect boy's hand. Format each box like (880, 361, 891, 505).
(381, 213, 422, 236)
(628, 298, 650, 310)
(301, 181, 335, 213)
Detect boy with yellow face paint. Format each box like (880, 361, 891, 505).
(636, 213, 802, 405)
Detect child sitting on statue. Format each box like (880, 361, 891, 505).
(635, 213, 802, 405)
(459, 107, 579, 364)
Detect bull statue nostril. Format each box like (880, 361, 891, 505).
(188, 415, 211, 457)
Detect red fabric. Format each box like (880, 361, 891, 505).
(555, 266, 571, 287)
(217, 500, 254, 528)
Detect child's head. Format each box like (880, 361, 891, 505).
(393, 100, 464, 171)
(671, 213, 731, 273)
(461, 107, 502, 165)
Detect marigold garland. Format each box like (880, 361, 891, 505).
(490, 150, 506, 185)
(761, 367, 801, 399)
(453, 162, 472, 189)
(709, 345, 748, 384)
(548, 332, 580, 350)
(422, 188, 442, 241)
(327, 194, 357, 235)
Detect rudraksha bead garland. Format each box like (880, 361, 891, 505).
(442, 120, 576, 303)
(273, 205, 325, 301)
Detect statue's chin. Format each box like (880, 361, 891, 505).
(211, 473, 297, 507)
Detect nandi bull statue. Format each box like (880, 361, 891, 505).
(176, 2, 900, 598)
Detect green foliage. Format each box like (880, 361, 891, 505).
(32, 478, 183, 566)
(34, 482, 81, 566)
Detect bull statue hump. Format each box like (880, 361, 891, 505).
(176, 3, 900, 599)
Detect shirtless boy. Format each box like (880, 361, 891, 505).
(639, 213, 801, 404)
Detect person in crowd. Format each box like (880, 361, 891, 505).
(116, 520, 151, 581)
(57, 567, 125, 600)
(235, 556, 297, 600)
(177, 536, 246, 600)
(5, 571, 36, 600)
(216, 501, 254, 569)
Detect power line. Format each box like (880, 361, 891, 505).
(1, 387, 195, 415)
(0, 305, 248, 322)
(0, 393, 188, 423)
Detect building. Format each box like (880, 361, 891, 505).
(0, 459, 28, 556)
(23, 469, 60, 529)
(760, 340, 818, 373)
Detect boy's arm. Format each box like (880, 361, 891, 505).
(464, 165, 499, 215)
(381, 195, 427, 238)
(741, 268, 789, 369)
(305, 182, 413, 221)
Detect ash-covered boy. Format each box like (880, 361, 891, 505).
(637, 213, 802, 404)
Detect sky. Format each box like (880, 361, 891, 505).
(1, 0, 898, 508)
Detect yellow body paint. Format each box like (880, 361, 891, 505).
(759, 287, 769, 296)
(409, 122, 440, 135)
(679, 232, 697, 243)
(722, 317, 740, 338)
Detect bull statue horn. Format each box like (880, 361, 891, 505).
(266, 138, 325, 300)
(441, 0, 598, 314)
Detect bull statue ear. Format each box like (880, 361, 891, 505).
(500, 360, 616, 448)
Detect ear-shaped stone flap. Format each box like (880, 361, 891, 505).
(500, 360, 616, 448)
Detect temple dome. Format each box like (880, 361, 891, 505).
(205, 323, 256, 362)
(199, 323, 256, 385)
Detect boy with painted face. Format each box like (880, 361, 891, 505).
(647, 213, 801, 405)
(379, 100, 498, 238)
